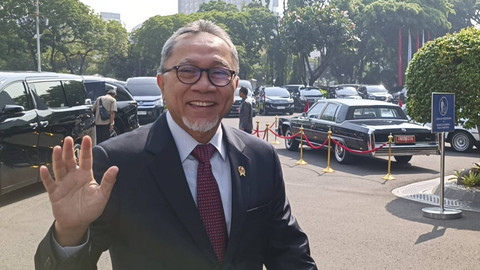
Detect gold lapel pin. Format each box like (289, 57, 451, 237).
(238, 166, 246, 177)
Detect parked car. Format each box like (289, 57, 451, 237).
(0, 71, 95, 195)
(282, 84, 305, 94)
(125, 77, 164, 125)
(278, 99, 439, 164)
(257, 86, 294, 115)
(446, 124, 479, 152)
(357, 84, 393, 102)
(327, 85, 362, 99)
(83, 76, 139, 137)
(291, 86, 325, 112)
(228, 80, 257, 117)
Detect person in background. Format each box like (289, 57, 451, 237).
(93, 87, 117, 144)
(35, 19, 317, 270)
(238, 86, 253, 134)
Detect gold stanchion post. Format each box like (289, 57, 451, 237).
(382, 133, 396, 180)
(256, 120, 260, 138)
(323, 129, 335, 173)
(296, 126, 308, 165)
(265, 123, 269, 142)
(272, 116, 280, 145)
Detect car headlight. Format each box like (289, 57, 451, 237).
(154, 99, 164, 107)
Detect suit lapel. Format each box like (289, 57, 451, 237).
(222, 127, 250, 263)
(144, 115, 218, 264)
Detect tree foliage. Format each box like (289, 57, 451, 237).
(405, 27, 480, 130)
(282, 3, 358, 85)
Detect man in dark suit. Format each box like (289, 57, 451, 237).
(35, 19, 317, 270)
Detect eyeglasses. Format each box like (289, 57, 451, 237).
(162, 65, 236, 87)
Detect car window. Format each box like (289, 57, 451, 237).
(0, 82, 31, 110)
(29, 81, 67, 109)
(126, 79, 161, 96)
(63, 80, 87, 106)
(352, 107, 403, 119)
(266, 88, 290, 97)
(307, 101, 325, 119)
(320, 103, 340, 121)
(114, 88, 131, 101)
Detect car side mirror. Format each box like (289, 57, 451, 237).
(84, 98, 92, 105)
(1, 104, 25, 115)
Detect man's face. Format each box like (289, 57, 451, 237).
(158, 32, 239, 141)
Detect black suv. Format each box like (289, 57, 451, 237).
(83, 76, 139, 137)
(0, 72, 95, 195)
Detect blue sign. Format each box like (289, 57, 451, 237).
(431, 93, 455, 133)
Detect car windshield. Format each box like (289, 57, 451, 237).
(300, 89, 323, 96)
(266, 88, 290, 98)
(126, 79, 161, 96)
(350, 106, 405, 120)
(366, 85, 388, 93)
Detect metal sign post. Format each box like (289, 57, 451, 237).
(422, 93, 461, 219)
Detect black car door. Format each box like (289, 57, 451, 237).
(301, 101, 326, 144)
(28, 79, 93, 167)
(0, 81, 40, 194)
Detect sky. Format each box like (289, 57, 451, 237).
(80, 0, 178, 32)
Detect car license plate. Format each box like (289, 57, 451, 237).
(137, 111, 147, 115)
(277, 106, 285, 109)
(395, 135, 415, 144)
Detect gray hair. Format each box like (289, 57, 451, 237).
(159, 20, 239, 73)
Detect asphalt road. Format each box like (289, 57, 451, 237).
(1, 113, 479, 269)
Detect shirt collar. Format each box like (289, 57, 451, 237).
(166, 111, 226, 162)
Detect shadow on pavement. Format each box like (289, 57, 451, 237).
(386, 197, 480, 244)
(0, 182, 45, 207)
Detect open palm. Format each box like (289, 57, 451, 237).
(40, 136, 117, 245)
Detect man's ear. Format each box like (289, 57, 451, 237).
(157, 74, 164, 90)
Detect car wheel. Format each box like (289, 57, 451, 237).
(334, 140, 353, 164)
(450, 131, 473, 152)
(289, 110, 294, 115)
(284, 127, 299, 151)
(394, 155, 412, 164)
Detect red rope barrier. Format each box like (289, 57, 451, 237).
(302, 134, 329, 150)
(267, 126, 300, 140)
(331, 138, 387, 154)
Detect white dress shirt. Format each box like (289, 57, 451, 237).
(166, 112, 232, 234)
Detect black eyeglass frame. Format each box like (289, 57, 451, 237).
(161, 65, 236, 87)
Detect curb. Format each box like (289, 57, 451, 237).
(392, 176, 480, 213)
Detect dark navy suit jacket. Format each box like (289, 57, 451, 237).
(35, 113, 317, 270)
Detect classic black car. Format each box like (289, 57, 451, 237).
(278, 99, 439, 164)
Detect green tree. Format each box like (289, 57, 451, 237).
(405, 27, 480, 134)
(130, 14, 191, 76)
(282, 3, 358, 85)
(94, 20, 130, 79)
(197, 0, 238, 12)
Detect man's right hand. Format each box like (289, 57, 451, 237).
(40, 136, 118, 246)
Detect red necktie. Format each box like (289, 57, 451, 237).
(192, 144, 227, 263)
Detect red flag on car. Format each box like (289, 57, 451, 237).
(398, 96, 403, 108)
(304, 99, 309, 112)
